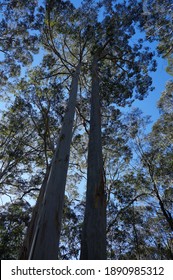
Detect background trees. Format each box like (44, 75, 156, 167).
(0, 0, 41, 92)
(0, 0, 172, 260)
(141, 0, 173, 75)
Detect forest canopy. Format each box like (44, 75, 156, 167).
(0, 0, 172, 260)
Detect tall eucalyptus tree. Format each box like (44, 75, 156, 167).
(80, 0, 156, 259)
(21, 0, 94, 259)
(80, 53, 107, 259)
(17, 0, 158, 260)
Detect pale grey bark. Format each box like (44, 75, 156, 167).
(26, 64, 81, 259)
(19, 166, 50, 259)
(80, 56, 106, 260)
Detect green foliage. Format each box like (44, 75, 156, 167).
(0, 200, 31, 259)
(0, 0, 172, 260)
(0, 0, 42, 91)
(0, 74, 66, 202)
(166, 56, 173, 76)
(141, 0, 173, 57)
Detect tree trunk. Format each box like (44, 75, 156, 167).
(25, 64, 81, 260)
(80, 55, 106, 260)
(19, 166, 50, 259)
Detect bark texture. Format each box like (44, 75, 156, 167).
(19, 166, 50, 259)
(80, 56, 106, 260)
(25, 64, 81, 259)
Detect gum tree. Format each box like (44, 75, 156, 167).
(80, 0, 156, 259)
(4, 0, 158, 260)
(21, 0, 94, 259)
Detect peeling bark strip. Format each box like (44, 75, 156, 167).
(80, 56, 107, 260)
(27, 64, 81, 260)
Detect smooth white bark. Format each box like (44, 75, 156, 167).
(80, 56, 106, 260)
(27, 64, 81, 259)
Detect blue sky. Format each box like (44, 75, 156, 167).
(134, 55, 171, 123)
